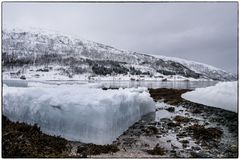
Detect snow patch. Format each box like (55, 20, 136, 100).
(182, 81, 237, 112)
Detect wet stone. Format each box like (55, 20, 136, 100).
(177, 132, 188, 138)
(156, 135, 161, 138)
(170, 150, 176, 153)
(191, 151, 212, 158)
(166, 107, 175, 113)
(192, 146, 201, 151)
(180, 140, 189, 144)
(182, 143, 188, 148)
(167, 122, 180, 128)
(160, 118, 172, 123)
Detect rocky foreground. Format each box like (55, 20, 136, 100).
(2, 88, 238, 158)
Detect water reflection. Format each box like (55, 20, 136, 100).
(97, 80, 218, 89)
(3, 79, 28, 87)
(3, 79, 218, 89)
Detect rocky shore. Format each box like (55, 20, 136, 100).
(2, 88, 238, 158)
(2, 115, 69, 158)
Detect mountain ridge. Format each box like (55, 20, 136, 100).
(2, 29, 237, 81)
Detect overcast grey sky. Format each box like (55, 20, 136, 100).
(3, 2, 238, 74)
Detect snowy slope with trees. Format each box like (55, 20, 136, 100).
(2, 29, 237, 81)
(157, 56, 236, 81)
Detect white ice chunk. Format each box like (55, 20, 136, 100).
(182, 81, 237, 113)
(3, 86, 155, 144)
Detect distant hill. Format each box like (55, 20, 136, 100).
(2, 29, 237, 81)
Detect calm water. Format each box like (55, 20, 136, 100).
(3, 79, 218, 89)
(95, 80, 218, 89)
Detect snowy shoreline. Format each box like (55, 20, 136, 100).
(2, 87, 237, 158)
(2, 78, 238, 155)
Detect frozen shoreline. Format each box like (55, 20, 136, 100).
(2, 87, 238, 158)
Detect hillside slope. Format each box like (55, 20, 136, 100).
(2, 29, 236, 81)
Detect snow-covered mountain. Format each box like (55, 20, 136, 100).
(2, 29, 237, 81)
(158, 56, 237, 81)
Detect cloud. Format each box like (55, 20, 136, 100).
(2, 2, 238, 73)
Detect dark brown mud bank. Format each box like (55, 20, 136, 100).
(2, 88, 238, 158)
